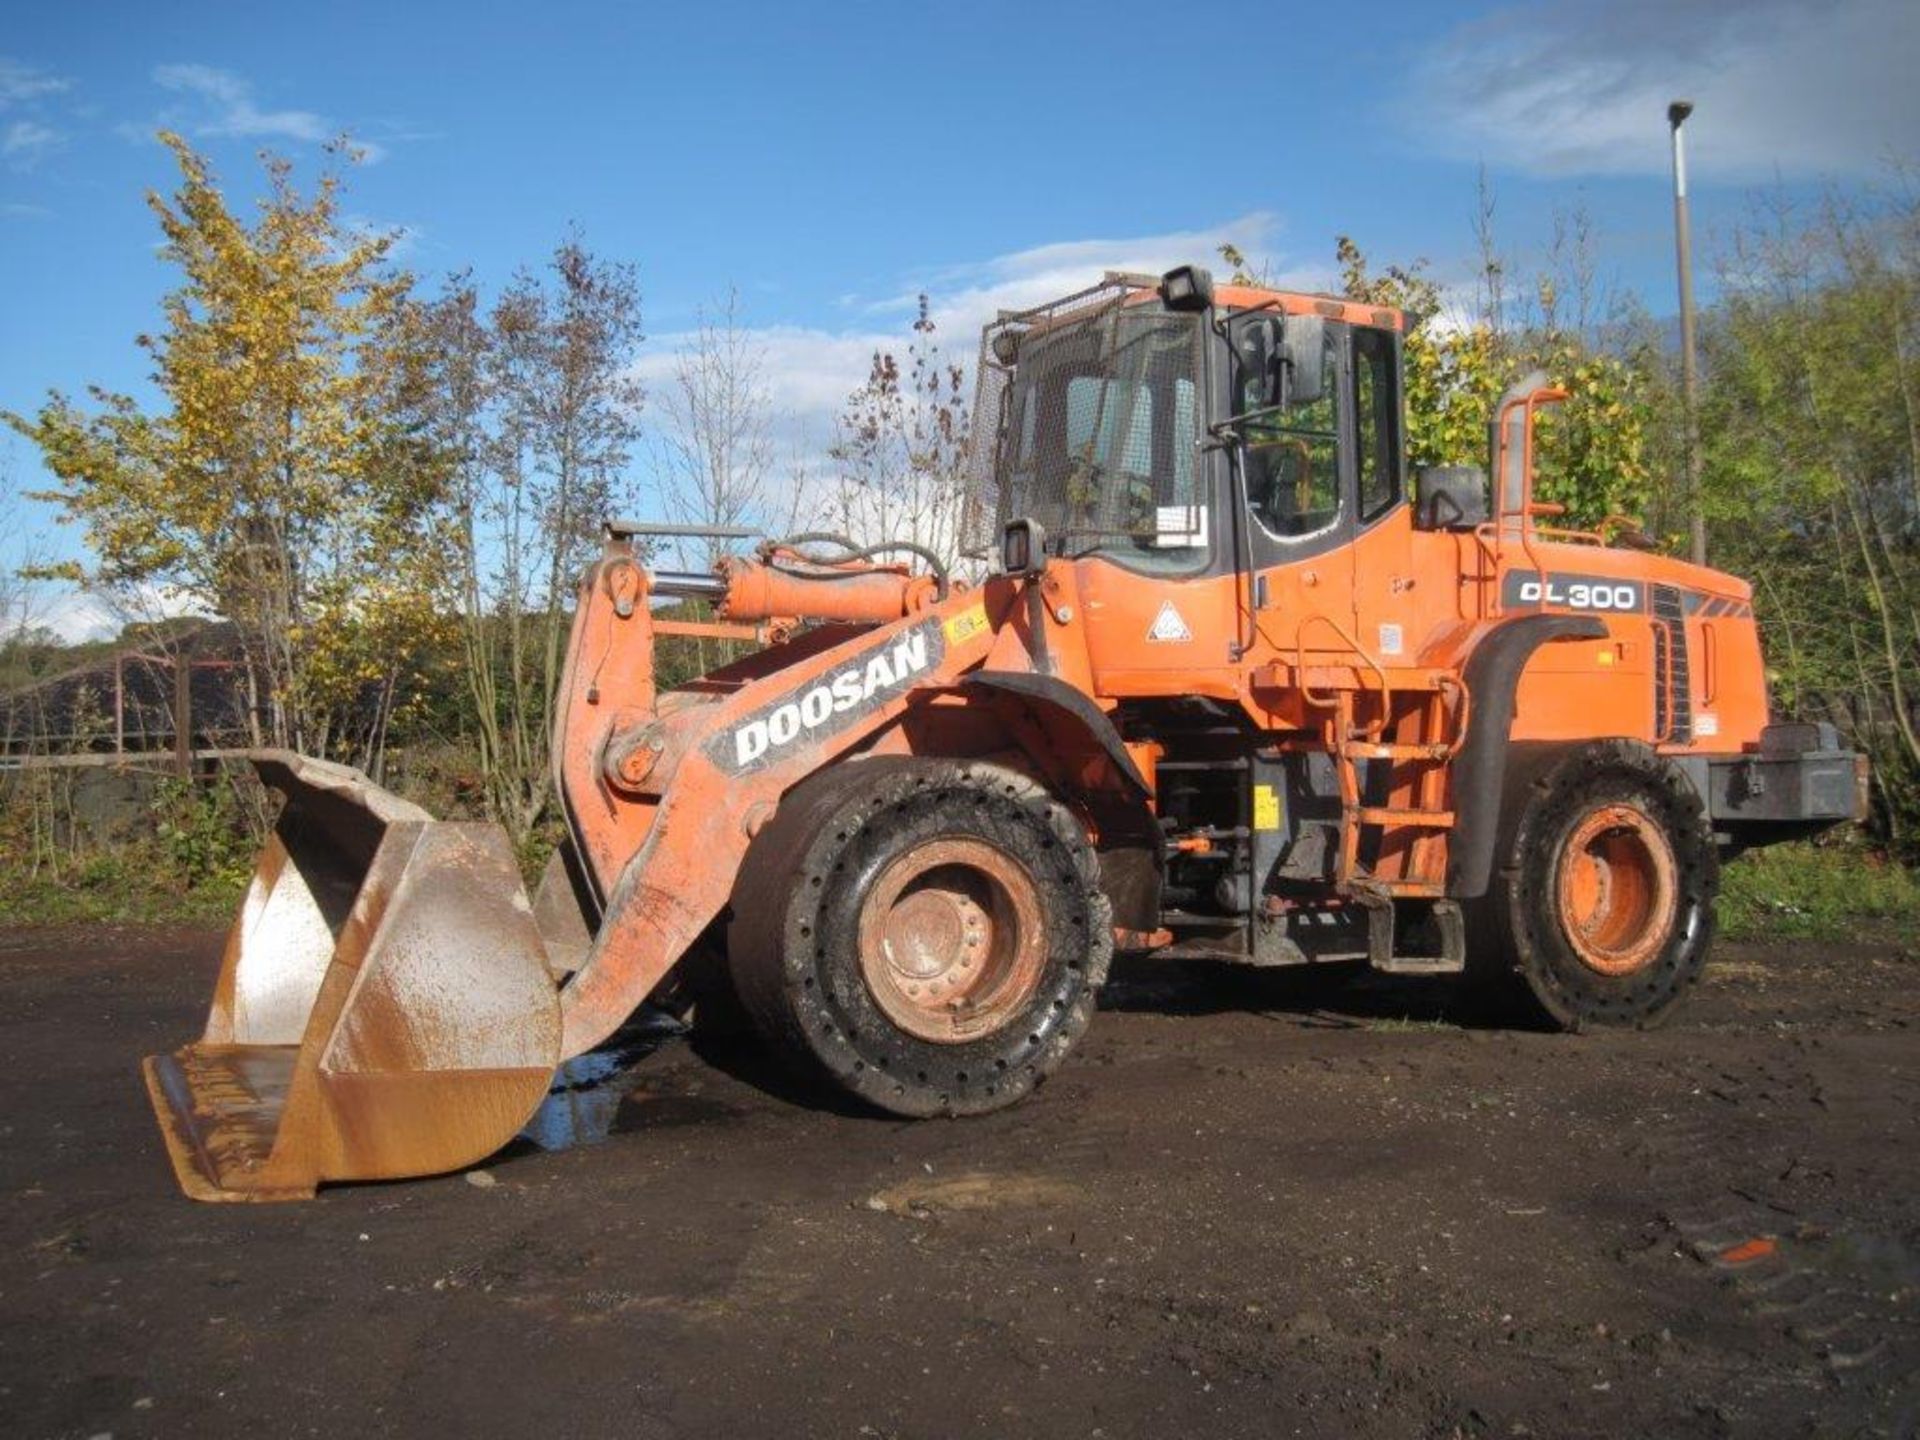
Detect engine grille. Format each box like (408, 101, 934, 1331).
(1651, 583, 1693, 743)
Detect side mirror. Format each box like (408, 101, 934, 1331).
(1281, 314, 1327, 407)
(1412, 465, 1489, 531)
(1232, 316, 1283, 407)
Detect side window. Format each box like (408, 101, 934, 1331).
(1353, 327, 1402, 522)
(1245, 327, 1341, 539)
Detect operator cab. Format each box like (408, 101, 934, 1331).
(968, 266, 1410, 580)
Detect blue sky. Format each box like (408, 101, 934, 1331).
(3, 0, 1916, 637)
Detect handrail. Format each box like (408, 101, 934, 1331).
(1293, 612, 1392, 739)
(1487, 383, 1570, 613)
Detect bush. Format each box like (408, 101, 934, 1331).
(1719, 839, 1920, 941)
(0, 763, 262, 927)
(152, 775, 259, 891)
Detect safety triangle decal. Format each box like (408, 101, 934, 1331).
(1146, 601, 1193, 643)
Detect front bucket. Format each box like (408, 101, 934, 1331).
(143, 751, 562, 1202)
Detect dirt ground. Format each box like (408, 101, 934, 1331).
(0, 926, 1914, 1440)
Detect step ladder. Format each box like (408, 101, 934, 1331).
(1289, 618, 1471, 974)
(1325, 682, 1465, 900)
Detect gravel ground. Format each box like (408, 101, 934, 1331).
(0, 925, 1914, 1439)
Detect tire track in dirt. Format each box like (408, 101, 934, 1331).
(1631, 1054, 1918, 1432)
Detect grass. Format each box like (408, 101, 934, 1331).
(0, 766, 261, 929)
(1362, 1016, 1455, 1033)
(1718, 840, 1920, 942)
(0, 746, 554, 931)
(0, 843, 249, 928)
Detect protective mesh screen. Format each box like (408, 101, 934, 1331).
(962, 276, 1205, 561)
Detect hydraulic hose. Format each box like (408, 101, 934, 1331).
(764, 531, 951, 601)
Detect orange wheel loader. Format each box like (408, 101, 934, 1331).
(144, 268, 1869, 1200)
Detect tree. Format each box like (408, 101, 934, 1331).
(3, 133, 449, 769)
(433, 239, 646, 844)
(0, 459, 50, 665)
(826, 296, 971, 570)
(653, 288, 774, 570)
(1700, 184, 1920, 842)
(1332, 234, 1654, 532)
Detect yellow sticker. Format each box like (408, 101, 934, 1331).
(1253, 784, 1281, 832)
(942, 602, 990, 647)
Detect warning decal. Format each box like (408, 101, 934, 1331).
(941, 601, 990, 647)
(1146, 601, 1193, 643)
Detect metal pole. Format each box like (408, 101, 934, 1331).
(1669, 99, 1706, 567)
(172, 641, 193, 779)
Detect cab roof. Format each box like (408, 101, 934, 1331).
(988, 271, 1410, 344)
(1210, 282, 1408, 333)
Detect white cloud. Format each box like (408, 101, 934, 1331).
(2, 118, 61, 169)
(881, 211, 1315, 342)
(0, 57, 70, 173)
(1412, 0, 1920, 181)
(27, 590, 124, 645)
(641, 211, 1308, 438)
(0, 57, 68, 109)
(23, 584, 207, 645)
(147, 63, 386, 162)
(634, 213, 1317, 526)
(633, 323, 895, 431)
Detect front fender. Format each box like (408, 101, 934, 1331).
(962, 670, 1162, 931)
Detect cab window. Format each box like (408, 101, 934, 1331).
(1353, 326, 1401, 522)
(1244, 326, 1341, 539)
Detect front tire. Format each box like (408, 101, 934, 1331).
(727, 758, 1112, 1117)
(1470, 741, 1718, 1030)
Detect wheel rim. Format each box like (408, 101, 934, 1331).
(857, 838, 1046, 1043)
(1555, 803, 1679, 976)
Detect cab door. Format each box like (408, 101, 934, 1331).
(1345, 324, 1415, 661)
(1241, 320, 1354, 656)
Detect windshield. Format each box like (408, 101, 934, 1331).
(993, 302, 1206, 572)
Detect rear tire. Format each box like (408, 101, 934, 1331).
(1468, 741, 1717, 1030)
(728, 758, 1112, 1117)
